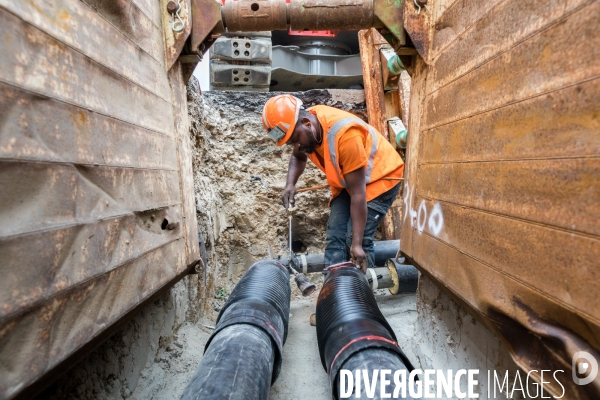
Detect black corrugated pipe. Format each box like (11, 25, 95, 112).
(316, 262, 416, 400)
(180, 259, 291, 400)
(180, 324, 275, 399)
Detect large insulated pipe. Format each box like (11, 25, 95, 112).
(339, 348, 417, 400)
(180, 324, 275, 399)
(373, 240, 401, 266)
(367, 259, 419, 294)
(316, 262, 415, 399)
(280, 240, 400, 274)
(180, 259, 291, 400)
(221, 0, 375, 32)
(383, 258, 419, 295)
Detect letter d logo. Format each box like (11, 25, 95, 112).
(572, 351, 598, 385)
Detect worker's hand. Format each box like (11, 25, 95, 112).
(350, 244, 367, 273)
(281, 184, 297, 209)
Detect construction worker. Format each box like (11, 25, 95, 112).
(262, 94, 404, 272)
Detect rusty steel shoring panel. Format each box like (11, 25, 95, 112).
(400, 0, 600, 399)
(0, 1, 200, 398)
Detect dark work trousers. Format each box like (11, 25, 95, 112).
(324, 183, 401, 268)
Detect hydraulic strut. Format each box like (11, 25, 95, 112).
(221, 0, 376, 32)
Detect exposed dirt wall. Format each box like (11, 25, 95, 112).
(409, 275, 530, 399)
(188, 85, 368, 302)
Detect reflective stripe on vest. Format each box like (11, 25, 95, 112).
(327, 117, 378, 187)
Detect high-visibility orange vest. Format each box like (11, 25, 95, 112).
(307, 105, 404, 202)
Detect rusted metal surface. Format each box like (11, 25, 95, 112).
(390, 203, 402, 239)
(381, 197, 403, 240)
(0, 84, 178, 169)
(161, 0, 192, 71)
(420, 79, 600, 164)
(82, 0, 166, 64)
(398, 71, 411, 125)
(167, 1, 180, 13)
(132, 0, 163, 27)
(373, 0, 405, 50)
(1, 0, 171, 101)
(383, 85, 401, 119)
(401, 0, 600, 398)
(0, 204, 183, 318)
(381, 215, 395, 240)
(410, 234, 600, 399)
(426, 0, 599, 129)
(222, 0, 287, 32)
(0, 162, 181, 237)
(0, 10, 174, 134)
(360, 27, 408, 240)
(430, 0, 503, 60)
(219, 0, 408, 55)
(169, 62, 201, 265)
(0, 1, 199, 397)
(399, 58, 426, 259)
(358, 29, 387, 136)
(410, 197, 600, 320)
(428, 0, 592, 94)
(190, 0, 224, 56)
(403, 0, 432, 63)
(380, 47, 402, 91)
(14, 264, 192, 400)
(419, 159, 600, 236)
(290, 0, 374, 31)
(0, 240, 187, 399)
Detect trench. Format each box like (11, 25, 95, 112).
(37, 81, 523, 400)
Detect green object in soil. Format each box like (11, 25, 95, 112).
(214, 287, 227, 299)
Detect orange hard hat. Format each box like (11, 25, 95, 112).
(262, 94, 303, 146)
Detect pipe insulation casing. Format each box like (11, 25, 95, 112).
(373, 240, 400, 266)
(316, 262, 414, 399)
(280, 240, 401, 274)
(197, 260, 290, 389)
(180, 324, 275, 400)
(338, 348, 417, 400)
(385, 258, 419, 295)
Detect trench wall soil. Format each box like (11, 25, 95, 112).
(407, 275, 532, 399)
(188, 86, 368, 303)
